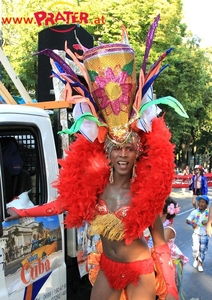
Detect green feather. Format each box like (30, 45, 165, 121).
(139, 96, 189, 118)
(58, 112, 107, 135)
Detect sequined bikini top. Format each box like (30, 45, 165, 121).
(95, 198, 130, 219)
(89, 199, 130, 241)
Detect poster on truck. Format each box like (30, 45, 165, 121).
(1, 215, 63, 296)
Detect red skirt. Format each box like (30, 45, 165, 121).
(99, 253, 154, 290)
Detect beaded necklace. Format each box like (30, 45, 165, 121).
(191, 208, 209, 227)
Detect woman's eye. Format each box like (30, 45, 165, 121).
(112, 146, 134, 152)
(126, 147, 134, 152)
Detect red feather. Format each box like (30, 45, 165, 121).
(54, 117, 175, 244)
(53, 134, 109, 228)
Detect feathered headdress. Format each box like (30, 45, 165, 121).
(35, 14, 188, 146)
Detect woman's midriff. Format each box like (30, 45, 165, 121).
(101, 236, 151, 262)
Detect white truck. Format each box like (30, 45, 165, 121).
(0, 104, 83, 300)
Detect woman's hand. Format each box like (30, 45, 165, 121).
(192, 223, 198, 229)
(4, 208, 21, 222)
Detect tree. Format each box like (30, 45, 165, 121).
(1, 0, 185, 94)
(154, 39, 212, 168)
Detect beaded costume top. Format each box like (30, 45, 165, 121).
(89, 199, 129, 241)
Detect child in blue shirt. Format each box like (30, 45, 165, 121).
(186, 195, 209, 272)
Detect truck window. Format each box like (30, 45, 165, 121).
(0, 124, 47, 219)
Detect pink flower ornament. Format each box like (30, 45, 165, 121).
(167, 203, 180, 215)
(174, 205, 180, 214)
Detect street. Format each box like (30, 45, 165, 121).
(171, 188, 212, 300)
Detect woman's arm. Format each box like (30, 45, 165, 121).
(149, 215, 166, 246)
(186, 212, 197, 229)
(164, 227, 175, 242)
(149, 216, 178, 300)
(206, 204, 212, 236)
(5, 200, 64, 221)
(186, 219, 193, 226)
(202, 176, 208, 195)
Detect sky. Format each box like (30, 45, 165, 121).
(3, 215, 60, 231)
(183, 0, 212, 47)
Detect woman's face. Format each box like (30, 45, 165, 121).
(110, 143, 137, 176)
(195, 168, 200, 175)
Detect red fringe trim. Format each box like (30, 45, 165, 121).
(54, 117, 175, 241)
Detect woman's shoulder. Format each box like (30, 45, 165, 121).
(164, 225, 176, 240)
(165, 225, 176, 232)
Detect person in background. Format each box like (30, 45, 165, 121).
(189, 165, 208, 208)
(186, 195, 209, 272)
(160, 197, 189, 299)
(175, 167, 179, 175)
(183, 166, 189, 175)
(181, 166, 190, 195)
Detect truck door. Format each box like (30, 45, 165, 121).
(0, 149, 9, 300)
(0, 108, 66, 300)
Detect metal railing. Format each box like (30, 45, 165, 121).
(172, 174, 212, 188)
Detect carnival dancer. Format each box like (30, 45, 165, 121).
(5, 15, 188, 300)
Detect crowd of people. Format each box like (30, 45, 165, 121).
(175, 165, 210, 176)
(173, 164, 212, 282)
(174, 164, 211, 277)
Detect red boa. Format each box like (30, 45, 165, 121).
(54, 117, 175, 244)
